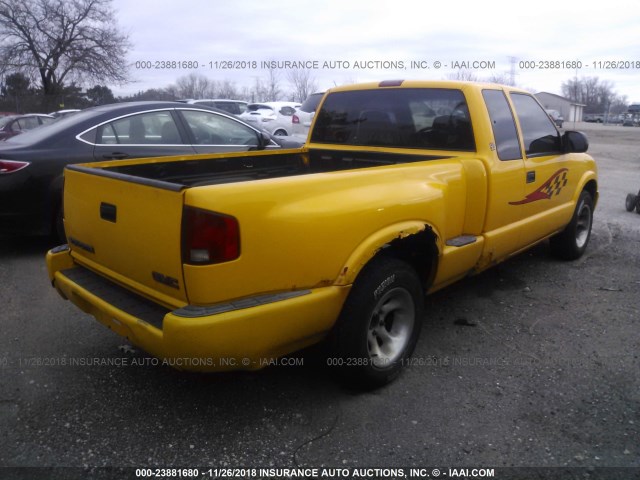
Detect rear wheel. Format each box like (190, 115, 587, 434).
(330, 256, 424, 389)
(273, 129, 287, 136)
(550, 190, 593, 260)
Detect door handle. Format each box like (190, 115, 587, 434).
(526, 171, 536, 183)
(103, 152, 129, 160)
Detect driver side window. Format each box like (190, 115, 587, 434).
(510, 93, 561, 156)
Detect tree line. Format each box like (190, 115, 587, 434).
(0, 70, 319, 114)
(0, 0, 318, 113)
(0, 0, 632, 115)
(561, 77, 629, 114)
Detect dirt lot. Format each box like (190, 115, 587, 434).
(0, 122, 639, 479)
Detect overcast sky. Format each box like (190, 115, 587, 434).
(110, 0, 640, 103)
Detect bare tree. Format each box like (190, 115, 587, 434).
(561, 76, 626, 113)
(0, 0, 131, 100)
(215, 80, 239, 99)
(287, 69, 318, 102)
(174, 73, 214, 99)
(239, 85, 252, 102)
(446, 70, 478, 82)
(250, 76, 268, 102)
(486, 73, 513, 86)
(264, 65, 281, 101)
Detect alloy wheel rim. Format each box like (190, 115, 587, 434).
(575, 202, 592, 249)
(367, 287, 415, 365)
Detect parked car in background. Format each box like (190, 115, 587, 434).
(0, 101, 293, 238)
(291, 92, 325, 138)
(0, 114, 56, 141)
(239, 101, 301, 136)
(177, 99, 248, 116)
(49, 109, 81, 119)
(545, 109, 563, 128)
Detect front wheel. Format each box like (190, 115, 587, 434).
(550, 190, 594, 260)
(330, 256, 424, 389)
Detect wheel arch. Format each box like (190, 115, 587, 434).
(335, 221, 441, 291)
(582, 178, 598, 208)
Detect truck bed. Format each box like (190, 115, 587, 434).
(68, 149, 450, 189)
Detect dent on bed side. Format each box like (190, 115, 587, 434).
(335, 223, 440, 288)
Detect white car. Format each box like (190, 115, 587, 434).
(49, 109, 81, 119)
(239, 101, 301, 136)
(291, 92, 324, 138)
(545, 109, 564, 128)
(178, 99, 248, 116)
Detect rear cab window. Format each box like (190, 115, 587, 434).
(310, 88, 475, 151)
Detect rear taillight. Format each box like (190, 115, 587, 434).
(0, 160, 29, 174)
(292, 114, 300, 124)
(182, 206, 240, 265)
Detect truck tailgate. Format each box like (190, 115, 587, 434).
(63, 166, 187, 307)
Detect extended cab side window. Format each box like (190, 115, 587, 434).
(510, 93, 561, 156)
(482, 90, 521, 161)
(311, 88, 475, 151)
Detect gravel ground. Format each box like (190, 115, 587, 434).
(0, 122, 639, 480)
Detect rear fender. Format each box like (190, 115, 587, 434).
(335, 221, 442, 286)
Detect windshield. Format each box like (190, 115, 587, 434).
(311, 88, 475, 151)
(3, 108, 97, 144)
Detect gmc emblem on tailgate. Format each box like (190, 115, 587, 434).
(152, 271, 180, 289)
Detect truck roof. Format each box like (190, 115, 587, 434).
(328, 79, 527, 94)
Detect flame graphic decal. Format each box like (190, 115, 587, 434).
(510, 168, 569, 205)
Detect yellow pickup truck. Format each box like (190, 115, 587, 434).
(47, 80, 598, 388)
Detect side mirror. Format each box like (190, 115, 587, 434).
(257, 131, 272, 150)
(563, 131, 589, 153)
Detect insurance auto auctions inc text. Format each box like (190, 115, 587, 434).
(198, 467, 495, 478)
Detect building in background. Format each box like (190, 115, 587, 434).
(535, 92, 586, 123)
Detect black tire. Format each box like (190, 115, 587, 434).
(550, 190, 593, 260)
(626, 193, 637, 212)
(330, 256, 424, 389)
(273, 129, 287, 136)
